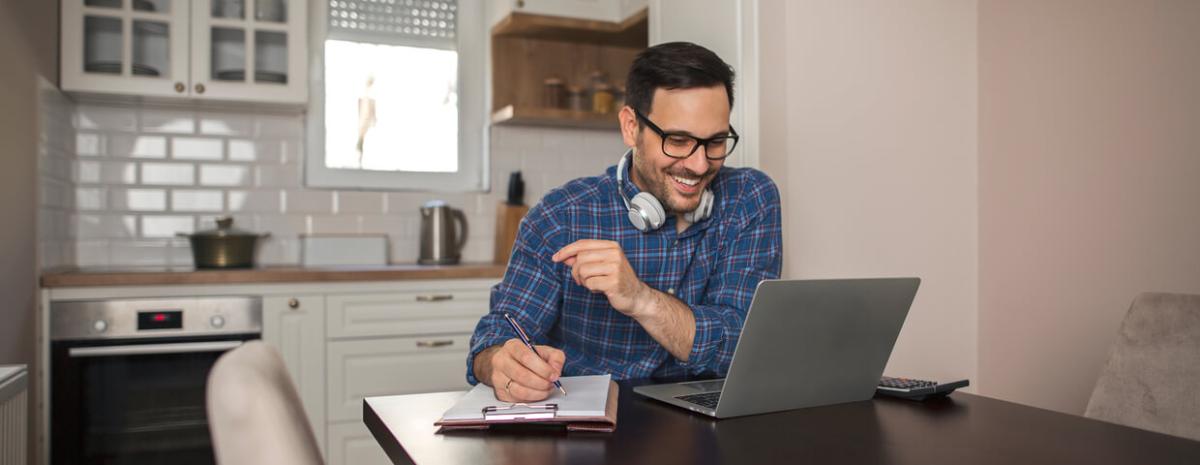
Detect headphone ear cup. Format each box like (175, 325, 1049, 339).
(683, 190, 715, 223)
(629, 192, 666, 231)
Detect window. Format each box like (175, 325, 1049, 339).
(306, 0, 486, 191)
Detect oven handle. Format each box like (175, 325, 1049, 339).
(68, 340, 246, 358)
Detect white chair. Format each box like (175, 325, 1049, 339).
(1085, 292, 1200, 441)
(206, 341, 324, 465)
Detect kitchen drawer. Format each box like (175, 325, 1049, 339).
(326, 334, 472, 422)
(327, 421, 391, 465)
(326, 284, 493, 340)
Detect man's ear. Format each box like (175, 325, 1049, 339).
(618, 105, 639, 148)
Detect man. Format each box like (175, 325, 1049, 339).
(468, 42, 782, 403)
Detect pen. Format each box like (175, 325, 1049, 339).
(502, 312, 567, 396)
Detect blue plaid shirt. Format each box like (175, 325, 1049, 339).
(466, 160, 782, 384)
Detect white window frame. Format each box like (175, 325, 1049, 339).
(304, 0, 488, 192)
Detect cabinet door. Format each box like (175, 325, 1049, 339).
(262, 294, 327, 455)
(190, 0, 308, 103)
(327, 421, 392, 465)
(326, 334, 472, 422)
(61, 0, 191, 97)
(326, 284, 492, 340)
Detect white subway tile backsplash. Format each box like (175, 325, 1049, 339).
(76, 133, 103, 156)
(141, 215, 194, 238)
(141, 108, 196, 134)
(76, 105, 137, 132)
(172, 137, 224, 160)
(199, 113, 253, 136)
(109, 134, 168, 158)
(49, 100, 602, 268)
(309, 215, 360, 234)
(75, 214, 137, 239)
(200, 164, 251, 186)
(110, 188, 168, 211)
(108, 240, 171, 266)
(254, 214, 308, 236)
(227, 190, 282, 213)
(76, 160, 138, 185)
(75, 187, 106, 211)
(255, 164, 300, 187)
(282, 190, 334, 214)
(171, 189, 224, 212)
(335, 191, 385, 214)
(141, 163, 195, 185)
(75, 240, 110, 267)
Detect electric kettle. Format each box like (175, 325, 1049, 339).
(418, 200, 468, 265)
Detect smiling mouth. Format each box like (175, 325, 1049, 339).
(669, 174, 704, 194)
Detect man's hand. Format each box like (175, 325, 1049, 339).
(552, 240, 653, 317)
(473, 339, 566, 403)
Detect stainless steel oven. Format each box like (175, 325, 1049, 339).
(50, 297, 261, 465)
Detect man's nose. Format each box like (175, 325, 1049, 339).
(682, 146, 712, 175)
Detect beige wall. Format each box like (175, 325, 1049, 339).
(0, 0, 57, 366)
(978, 0, 1200, 414)
(759, 0, 979, 384)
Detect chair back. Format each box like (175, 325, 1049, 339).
(1085, 292, 1200, 441)
(207, 341, 323, 465)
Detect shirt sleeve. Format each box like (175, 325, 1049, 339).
(675, 172, 783, 376)
(465, 205, 566, 385)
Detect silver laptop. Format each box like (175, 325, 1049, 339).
(633, 278, 919, 418)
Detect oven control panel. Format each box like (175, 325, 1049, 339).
(50, 297, 262, 340)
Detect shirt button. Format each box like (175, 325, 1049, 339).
(667, 288, 675, 295)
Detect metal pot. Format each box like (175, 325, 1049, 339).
(178, 217, 270, 269)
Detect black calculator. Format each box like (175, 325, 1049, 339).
(876, 376, 969, 401)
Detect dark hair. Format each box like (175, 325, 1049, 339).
(625, 42, 735, 118)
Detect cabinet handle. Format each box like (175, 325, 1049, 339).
(416, 339, 454, 348)
(416, 294, 454, 302)
(195, 83, 206, 94)
(287, 298, 300, 309)
(174, 82, 185, 93)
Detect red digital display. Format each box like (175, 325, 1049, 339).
(138, 310, 183, 330)
(153, 314, 168, 322)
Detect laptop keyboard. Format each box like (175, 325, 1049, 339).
(676, 391, 722, 409)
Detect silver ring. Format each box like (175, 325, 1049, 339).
(505, 379, 513, 393)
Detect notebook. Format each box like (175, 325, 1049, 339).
(436, 374, 618, 432)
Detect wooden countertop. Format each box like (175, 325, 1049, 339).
(40, 263, 507, 288)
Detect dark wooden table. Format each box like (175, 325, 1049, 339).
(364, 379, 1200, 465)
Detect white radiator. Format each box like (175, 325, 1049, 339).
(0, 366, 27, 465)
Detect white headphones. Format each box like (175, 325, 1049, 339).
(616, 150, 714, 232)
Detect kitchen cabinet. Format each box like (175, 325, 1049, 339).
(60, 0, 308, 105)
(327, 422, 391, 465)
(489, 0, 647, 25)
(262, 294, 327, 455)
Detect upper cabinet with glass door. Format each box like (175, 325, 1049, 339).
(60, 0, 308, 106)
(62, 0, 190, 97)
(191, 0, 307, 104)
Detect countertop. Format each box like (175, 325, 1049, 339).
(40, 263, 508, 288)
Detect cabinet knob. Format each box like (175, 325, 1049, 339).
(417, 339, 454, 348)
(416, 294, 454, 302)
(194, 83, 206, 94)
(287, 298, 300, 309)
(174, 82, 185, 93)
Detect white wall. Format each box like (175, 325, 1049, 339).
(759, 0, 979, 383)
(978, 0, 1200, 415)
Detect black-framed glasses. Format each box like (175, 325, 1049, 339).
(634, 109, 740, 160)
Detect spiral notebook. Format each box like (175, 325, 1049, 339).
(436, 374, 618, 432)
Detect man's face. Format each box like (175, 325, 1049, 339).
(620, 85, 731, 215)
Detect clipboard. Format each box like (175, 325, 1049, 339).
(435, 375, 619, 433)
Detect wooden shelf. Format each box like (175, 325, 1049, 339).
(492, 8, 648, 48)
(491, 105, 619, 130)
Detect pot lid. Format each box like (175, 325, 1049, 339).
(192, 216, 259, 237)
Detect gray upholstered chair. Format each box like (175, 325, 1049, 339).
(207, 341, 324, 465)
(1084, 292, 1200, 441)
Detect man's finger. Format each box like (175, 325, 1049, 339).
(552, 240, 617, 263)
(504, 379, 552, 403)
(576, 262, 616, 281)
(512, 342, 558, 381)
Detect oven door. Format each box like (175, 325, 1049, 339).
(51, 334, 259, 465)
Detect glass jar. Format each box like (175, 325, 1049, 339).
(543, 76, 566, 109)
(567, 86, 587, 112)
(592, 83, 614, 114)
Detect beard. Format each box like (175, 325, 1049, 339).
(630, 141, 717, 214)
